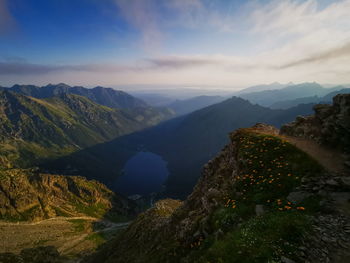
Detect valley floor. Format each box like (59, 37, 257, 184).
(0, 217, 129, 262)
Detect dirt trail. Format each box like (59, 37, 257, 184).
(280, 135, 347, 176)
(254, 128, 346, 176)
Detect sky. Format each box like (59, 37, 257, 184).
(0, 0, 350, 90)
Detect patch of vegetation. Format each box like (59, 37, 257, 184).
(188, 130, 325, 262)
(230, 130, 324, 214)
(104, 213, 132, 223)
(53, 206, 71, 217)
(68, 219, 88, 233)
(85, 232, 107, 247)
(74, 202, 109, 218)
(154, 199, 182, 218)
(202, 211, 309, 262)
(20, 205, 42, 221)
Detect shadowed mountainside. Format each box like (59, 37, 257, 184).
(0, 91, 172, 168)
(44, 97, 315, 198)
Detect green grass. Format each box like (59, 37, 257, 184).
(85, 232, 107, 246)
(53, 206, 72, 217)
(229, 131, 324, 215)
(68, 219, 88, 233)
(198, 211, 310, 263)
(74, 202, 109, 218)
(185, 130, 325, 262)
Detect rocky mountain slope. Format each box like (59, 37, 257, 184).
(85, 113, 350, 263)
(2, 83, 148, 109)
(0, 91, 172, 167)
(281, 94, 350, 172)
(0, 168, 136, 222)
(49, 96, 315, 198)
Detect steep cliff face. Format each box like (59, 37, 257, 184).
(0, 169, 136, 221)
(86, 124, 350, 263)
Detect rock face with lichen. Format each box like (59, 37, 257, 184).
(85, 123, 350, 263)
(0, 169, 136, 221)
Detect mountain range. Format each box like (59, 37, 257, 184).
(2, 83, 147, 109)
(46, 96, 315, 198)
(167, 95, 225, 116)
(1, 82, 349, 263)
(238, 82, 348, 108)
(268, 86, 350, 109)
(0, 88, 173, 168)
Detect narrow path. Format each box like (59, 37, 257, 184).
(254, 128, 347, 176)
(280, 135, 347, 176)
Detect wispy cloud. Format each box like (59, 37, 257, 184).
(0, 62, 142, 75)
(114, 0, 164, 51)
(146, 56, 221, 69)
(2, 0, 350, 87)
(0, 0, 15, 35)
(113, 0, 241, 50)
(279, 42, 350, 69)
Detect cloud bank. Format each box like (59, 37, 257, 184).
(2, 0, 350, 88)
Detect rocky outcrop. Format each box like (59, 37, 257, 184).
(0, 169, 136, 221)
(280, 94, 350, 153)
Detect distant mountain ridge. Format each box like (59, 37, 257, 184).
(2, 83, 148, 109)
(0, 90, 172, 167)
(269, 86, 350, 109)
(47, 96, 315, 198)
(238, 82, 343, 107)
(167, 95, 225, 116)
(236, 82, 292, 94)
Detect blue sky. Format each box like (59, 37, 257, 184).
(1, 0, 350, 89)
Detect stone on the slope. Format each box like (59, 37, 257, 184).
(255, 204, 265, 216)
(287, 192, 311, 203)
(281, 256, 296, 263)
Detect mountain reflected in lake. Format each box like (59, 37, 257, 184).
(114, 152, 169, 196)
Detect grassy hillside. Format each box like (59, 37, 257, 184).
(5, 83, 148, 109)
(0, 168, 136, 222)
(0, 91, 170, 167)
